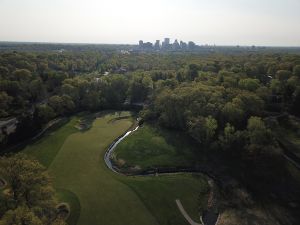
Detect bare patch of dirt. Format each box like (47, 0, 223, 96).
(116, 158, 126, 167)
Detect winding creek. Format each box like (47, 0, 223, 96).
(104, 125, 139, 173)
(103, 123, 219, 225)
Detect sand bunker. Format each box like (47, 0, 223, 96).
(56, 203, 70, 220)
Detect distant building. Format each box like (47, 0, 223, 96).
(180, 41, 188, 50)
(173, 39, 180, 50)
(154, 40, 160, 50)
(137, 38, 198, 52)
(164, 38, 170, 45)
(143, 42, 153, 49)
(138, 40, 153, 50)
(162, 38, 171, 49)
(139, 40, 144, 48)
(188, 41, 196, 50)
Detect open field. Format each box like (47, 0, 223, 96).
(23, 112, 208, 225)
(113, 124, 200, 172)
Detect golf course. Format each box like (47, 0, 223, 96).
(22, 111, 209, 225)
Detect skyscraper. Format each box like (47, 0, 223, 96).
(173, 39, 180, 50)
(139, 40, 144, 48)
(162, 38, 170, 49)
(154, 40, 160, 50)
(180, 41, 187, 50)
(164, 38, 170, 45)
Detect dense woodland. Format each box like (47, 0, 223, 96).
(1, 46, 300, 224)
(1, 50, 300, 147)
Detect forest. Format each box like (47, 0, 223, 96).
(1, 45, 300, 224)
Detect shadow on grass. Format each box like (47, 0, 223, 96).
(1, 118, 70, 155)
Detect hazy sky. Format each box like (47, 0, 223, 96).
(0, 0, 299, 46)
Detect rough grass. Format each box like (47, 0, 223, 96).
(113, 124, 199, 171)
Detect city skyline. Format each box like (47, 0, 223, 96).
(0, 0, 300, 46)
(138, 38, 197, 51)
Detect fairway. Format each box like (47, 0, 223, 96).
(122, 174, 208, 225)
(23, 112, 207, 225)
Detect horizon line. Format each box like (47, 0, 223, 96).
(0, 40, 300, 48)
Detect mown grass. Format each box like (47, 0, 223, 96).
(23, 117, 78, 168)
(113, 124, 199, 171)
(47, 112, 159, 225)
(23, 112, 208, 225)
(56, 189, 81, 225)
(121, 173, 208, 225)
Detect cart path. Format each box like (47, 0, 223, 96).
(176, 199, 203, 225)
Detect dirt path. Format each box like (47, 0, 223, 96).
(176, 199, 203, 225)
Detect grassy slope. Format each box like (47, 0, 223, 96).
(47, 112, 158, 225)
(122, 174, 208, 225)
(55, 189, 81, 225)
(23, 117, 78, 168)
(113, 124, 199, 170)
(23, 116, 81, 225)
(24, 112, 208, 225)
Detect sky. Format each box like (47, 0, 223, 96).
(0, 0, 299, 46)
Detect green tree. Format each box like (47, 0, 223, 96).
(35, 104, 55, 124)
(12, 69, 32, 81)
(222, 102, 245, 126)
(292, 87, 300, 115)
(0, 206, 43, 225)
(0, 91, 12, 117)
(293, 65, 300, 77)
(0, 154, 66, 225)
(270, 79, 283, 94)
(48, 96, 64, 115)
(275, 70, 292, 81)
(247, 117, 272, 146)
(61, 83, 79, 103)
(238, 78, 260, 91)
(48, 95, 74, 115)
(245, 117, 276, 158)
(0, 66, 9, 79)
(188, 116, 218, 145)
(187, 64, 199, 81)
(219, 123, 244, 152)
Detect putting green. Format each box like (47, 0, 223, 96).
(23, 112, 207, 225)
